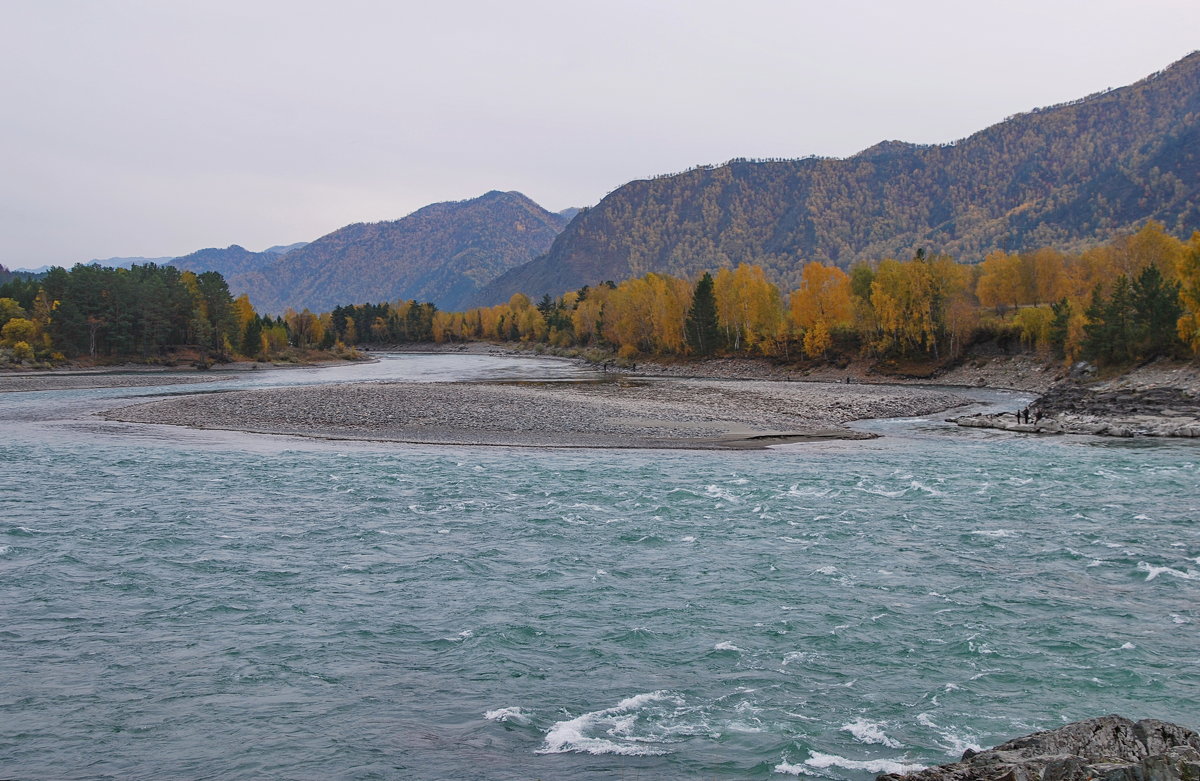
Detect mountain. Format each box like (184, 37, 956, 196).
(232, 190, 569, 314)
(171, 245, 280, 277)
(85, 255, 175, 269)
(263, 242, 308, 255)
(474, 52, 1200, 306)
(9, 256, 174, 274)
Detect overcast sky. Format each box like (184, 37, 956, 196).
(2, 0, 1198, 269)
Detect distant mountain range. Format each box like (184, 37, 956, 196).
(472, 51, 1200, 305)
(171, 191, 569, 313)
(9, 256, 176, 275)
(30, 52, 1200, 315)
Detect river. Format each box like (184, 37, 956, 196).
(1, 354, 1196, 779)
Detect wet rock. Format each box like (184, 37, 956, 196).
(878, 716, 1200, 781)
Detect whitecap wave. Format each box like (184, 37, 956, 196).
(841, 718, 902, 748)
(484, 706, 531, 724)
(704, 485, 740, 503)
(713, 641, 741, 652)
(1137, 561, 1200, 581)
(786, 484, 833, 498)
(776, 751, 926, 775)
(968, 529, 1016, 538)
(909, 480, 945, 496)
(916, 713, 984, 756)
(537, 691, 678, 756)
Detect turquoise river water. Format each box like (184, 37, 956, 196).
(1, 354, 1197, 780)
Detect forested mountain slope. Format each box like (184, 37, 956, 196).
(233, 191, 569, 314)
(474, 52, 1200, 305)
(171, 244, 280, 277)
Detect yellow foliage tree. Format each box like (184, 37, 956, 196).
(975, 251, 1024, 312)
(714, 264, 784, 353)
(871, 258, 936, 355)
(1176, 231, 1200, 353)
(789, 262, 852, 330)
(232, 294, 255, 333)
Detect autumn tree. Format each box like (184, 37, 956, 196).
(871, 258, 936, 355)
(1177, 232, 1200, 353)
(714, 264, 784, 353)
(789, 261, 852, 359)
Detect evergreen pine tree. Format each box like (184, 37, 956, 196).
(1131, 264, 1183, 358)
(241, 315, 263, 358)
(685, 272, 720, 355)
(1048, 298, 1072, 359)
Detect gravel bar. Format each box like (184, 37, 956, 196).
(105, 377, 968, 449)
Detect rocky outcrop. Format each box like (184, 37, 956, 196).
(879, 716, 1200, 781)
(955, 376, 1200, 438)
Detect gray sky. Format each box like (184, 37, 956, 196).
(2, 0, 1198, 269)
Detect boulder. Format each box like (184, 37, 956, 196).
(878, 716, 1200, 781)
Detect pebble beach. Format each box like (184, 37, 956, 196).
(104, 376, 969, 449)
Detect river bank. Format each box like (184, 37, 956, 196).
(368, 342, 1063, 392)
(103, 375, 968, 450)
(953, 361, 1200, 438)
(384, 343, 1200, 440)
(0, 356, 369, 393)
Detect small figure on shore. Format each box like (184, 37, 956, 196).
(1034, 409, 1043, 423)
(1023, 408, 1030, 424)
(1015, 410, 1022, 423)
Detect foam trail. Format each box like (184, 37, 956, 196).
(775, 751, 926, 775)
(841, 718, 902, 748)
(1138, 562, 1200, 581)
(537, 691, 675, 756)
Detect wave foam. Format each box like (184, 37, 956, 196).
(714, 641, 742, 652)
(917, 713, 984, 756)
(484, 706, 531, 725)
(537, 691, 677, 756)
(841, 718, 902, 748)
(704, 485, 740, 503)
(1138, 561, 1200, 581)
(776, 751, 926, 775)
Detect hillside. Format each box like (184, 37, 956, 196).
(233, 191, 569, 314)
(171, 244, 281, 277)
(474, 52, 1200, 305)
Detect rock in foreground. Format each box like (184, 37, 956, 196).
(879, 715, 1200, 781)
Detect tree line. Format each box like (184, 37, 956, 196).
(425, 222, 1200, 367)
(5, 221, 1198, 369)
(0, 263, 358, 366)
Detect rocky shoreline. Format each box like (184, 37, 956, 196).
(104, 375, 967, 450)
(953, 362, 1200, 438)
(880, 715, 1200, 781)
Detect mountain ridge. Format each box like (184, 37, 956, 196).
(472, 51, 1200, 306)
(210, 190, 568, 314)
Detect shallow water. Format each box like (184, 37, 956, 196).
(1, 355, 1197, 779)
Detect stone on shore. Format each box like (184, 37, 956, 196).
(878, 715, 1200, 781)
(954, 367, 1200, 438)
